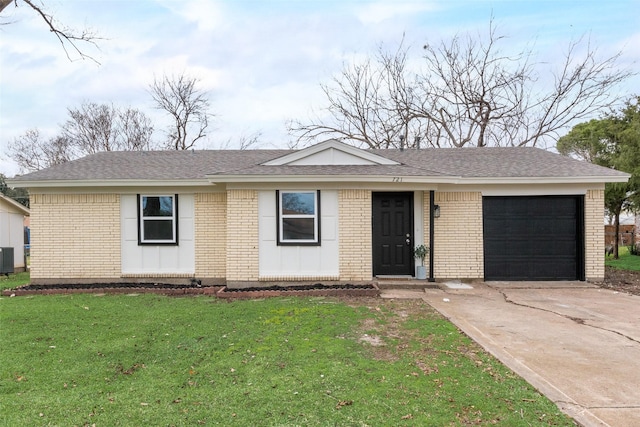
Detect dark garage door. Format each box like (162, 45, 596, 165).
(483, 196, 584, 281)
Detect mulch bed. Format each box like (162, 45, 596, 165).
(2, 282, 220, 297)
(4, 267, 637, 298)
(217, 283, 379, 299)
(2, 282, 379, 298)
(597, 266, 640, 296)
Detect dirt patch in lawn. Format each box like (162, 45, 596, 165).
(598, 267, 640, 296)
(342, 297, 443, 362)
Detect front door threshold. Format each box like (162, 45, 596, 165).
(376, 275, 413, 280)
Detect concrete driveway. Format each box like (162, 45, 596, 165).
(384, 282, 640, 427)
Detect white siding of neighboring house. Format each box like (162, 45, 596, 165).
(0, 198, 27, 270)
(120, 194, 195, 275)
(258, 190, 339, 280)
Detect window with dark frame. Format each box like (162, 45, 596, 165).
(138, 195, 179, 245)
(277, 190, 320, 245)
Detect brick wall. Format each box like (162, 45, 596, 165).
(338, 189, 372, 281)
(226, 189, 259, 281)
(194, 192, 227, 281)
(585, 189, 605, 281)
(30, 193, 120, 281)
(422, 191, 431, 259)
(433, 192, 484, 279)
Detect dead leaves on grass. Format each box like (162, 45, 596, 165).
(335, 399, 353, 410)
(115, 363, 145, 375)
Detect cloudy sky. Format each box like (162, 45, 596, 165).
(1, 0, 638, 176)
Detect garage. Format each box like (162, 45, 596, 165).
(483, 196, 585, 281)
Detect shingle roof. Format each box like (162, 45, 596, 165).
(10, 145, 628, 184)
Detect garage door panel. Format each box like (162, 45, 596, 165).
(531, 219, 554, 234)
(554, 219, 577, 235)
(483, 196, 584, 281)
(486, 258, 578, 281)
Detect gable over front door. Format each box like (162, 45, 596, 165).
(372, 192, 414, 276)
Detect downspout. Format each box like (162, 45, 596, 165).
(428, 190, 435, 282)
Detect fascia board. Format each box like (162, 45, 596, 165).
(7, 179, 212, 189)
(207, 174, 630, 185)
(207, 175, 452, 184)
(451, 175, 631, 185)
(0, 194, 30, 215)
(10, 173, 627, 189)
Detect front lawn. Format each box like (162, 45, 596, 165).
(0, 293, 572, 426)
(606, 246, 640, 271)
(0, 271, 29, 291)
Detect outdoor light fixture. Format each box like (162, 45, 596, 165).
(433, 204, 440, 218)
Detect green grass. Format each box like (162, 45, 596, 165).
(0, 293, 572, 426)
(606, 246, 640, 271)
(0, 272, 30, 291)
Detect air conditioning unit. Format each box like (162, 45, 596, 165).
(0, 247, 14, 275)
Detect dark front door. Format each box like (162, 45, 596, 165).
(483, 196, 585, 281)
(372, 192, 414, 276)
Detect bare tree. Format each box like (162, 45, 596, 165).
(62, 102, 155, 153)
(289, 22, 634, 149)
(416, 24, 533, 148)
(1, 0, 101, 63)
(218, 131, 262, 150)
(7, 128, 73, 172)
(117, 108, 155, 150)
(287, 42, 429, 149)
(7, 103, 156, 172)
(149, 73, 213, 150)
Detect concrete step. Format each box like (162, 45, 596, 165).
(375, 280, 440, 290)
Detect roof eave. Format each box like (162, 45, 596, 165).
(207, 174, 629, 185)
(453, 175, 631, 185)
(8, 173, 628, 189)
(7, 179, 213, 189)
(206, 174, 453, 184)
(0, 194, 30, 215)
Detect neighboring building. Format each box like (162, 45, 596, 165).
(8, 140, 630, 285)
(605, 212, 638, 248)
(0, 193, 30, 272)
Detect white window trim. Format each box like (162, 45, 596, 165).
(277, 190, 320, 245)
(138, 194, 178, 245)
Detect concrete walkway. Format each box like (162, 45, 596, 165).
(381, 282, 640, 427)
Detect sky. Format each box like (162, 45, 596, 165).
(0, 0, 639, 177)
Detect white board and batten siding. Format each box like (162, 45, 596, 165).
(258, 190, 340, 280)
(120, 194, 195, 275)
(0, 210, 26, 269)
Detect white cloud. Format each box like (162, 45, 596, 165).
(157, 0, 226, 32)
(354, 1, 438, 25)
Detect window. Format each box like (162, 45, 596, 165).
(277, 190, 320, 245)
(138, 195, 178, 245)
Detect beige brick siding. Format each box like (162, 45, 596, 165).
(226, 190, 259, 281)
(338, 189, 372, 281)
(30, 193, 120, 280)
(585, 189, 605, 281)
(434, 192, 484, 279)
(194, 192, 227, 279)
(422, 191, 431, 258)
